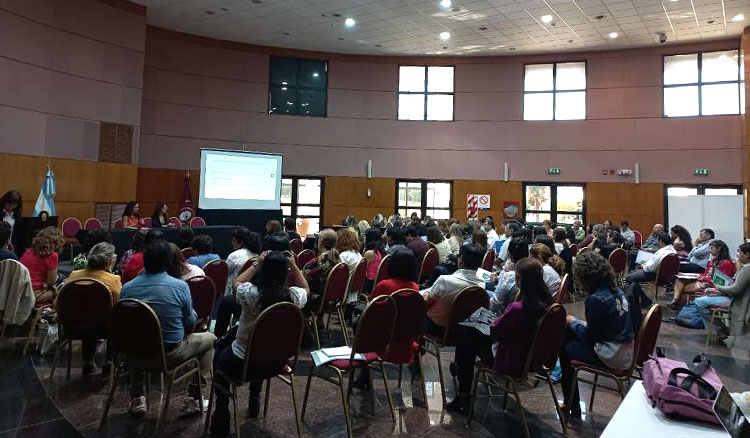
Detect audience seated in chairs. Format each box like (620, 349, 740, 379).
(265, 220, 283, 237)
(641, 224, 666, 252)
(119, 239, 216, 417)
(209, 251, 309, 435)
(529, 243, 564, 299)
(63, 242, 121, 374)
(626, 232, 675, 286)
(20, 226, 65, 306)
(486, 238, 529, 314)
(594, 229, 624, 260)
(670, 239, 735, 309)
(445, 257, 552, 412)
(559, 252, 634, 419)
(361, 228, 384, 295)
(404, 226, 429, 263)
(471, 228, 488, 253)
(0, 222, 17, 261)
(447, 223, 463, 256)
(120, 230, 162, 284)
(72, 228, 113, 270)
(224, 228, 262, 297)
(572, 220, 585, 243)
(670, 225, 693, 258)
(186, 235, 220, 268)
(167, 242, 205, 281)
(121, 201, 143, 229)
(283, 217, 301, 242)
(420, 244, 485, 338)
(385, 227, 407, 255)
(682, 228, 715, 273)
(336, 228, 362, 273)
(427, 226, 451, 264)
(302, 228, 340, 300)
(714, 242, 750, 351)
(176, 227, 195, 250)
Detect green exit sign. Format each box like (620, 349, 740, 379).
(693, 168, 710, 176)
(547, 168, 561, 175)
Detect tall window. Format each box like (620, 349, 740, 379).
(396, 180, 452, 219)
(524, 62, 586, 121)
(663, 50, 742, 117)
(398, 66, 454, 121)
(281, 177, 323, 238)
(268, 56, 327, 117)
(666, 185, 741, 196)
(524, 183, 585, 225)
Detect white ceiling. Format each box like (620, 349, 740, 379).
(134, 0, 750, 56)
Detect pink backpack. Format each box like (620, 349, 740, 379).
(642, 355, 722, 424)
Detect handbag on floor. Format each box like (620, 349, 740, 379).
(676, 303, 705, 329)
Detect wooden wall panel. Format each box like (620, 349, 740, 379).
(451, 181, 523, 222)
(323, 177, 395, 225)
(586, 182, 665, 235)
(136, 167, 200, 219)
(0, 153, 137, 222)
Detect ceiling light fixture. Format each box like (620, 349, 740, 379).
(609, 32, 618, 38)
(439, 31, 451, 40)
(440, 0, 452, 8)
(541, 15, 553, 23)
(345, 17, 356, 27)
(733, 13, 745, 21)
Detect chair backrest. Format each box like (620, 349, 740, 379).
(202, 259, 229, 297)
(482, 249, 495, 271)
(374, 253, 391, 285)
(169, 216, 182, 227)
(109, 299, 167, 372)
(569, 243, 577, 257)
(389, 288, 425, 342)
(352, 295, 396, 354)
(296, 250, 315, 270)
(522, 303, 567, 377)
(186, 275, 217, 327)
(608, 248, 627, 275)
(190, 217, 206, 227)
(113, 218, 123, 229)
(181, 247, 195, 259)
(317, 263, 350, 313)
(633, 231, 643, 247)
(83, 217, 103, 231)
(56, 278, 112, 335)
(61, 217, 82, 238)
(656, 253, 680, 286)
(348, 257, 368, 296)
(444, 285, 489, 343)
(417, 248, 438, 283)
(142, 217, 152, 227)
(556, 273, 571, 304)
(242, 302, 304, 379)
(289, 238, 303, 255)
(577, 246, 590, 255)
(634, 304, 663, 368)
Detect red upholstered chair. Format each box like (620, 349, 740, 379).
(382, 289, 429, 406)
(204, 302, 305, 438)
(203, 259, 229, 298)
(186, 276, 216, 332)
(180, 247, 195, 259)
(289, 238, 303, 255)
(577, 246, 591, 255)
(568, 305, 662, 415)
(569, 243, 578, 257)
(169, 216, 182, 227)
(608, 248, 627, 286)
(421, 285, 489, 404)
(309, 263, 351, 348)
(61, 217, 82, 259)
(646, 253, 680, 301)
(373, 253, 391, 286)
(296, 250, 315, 270)
(416, 248, 438, 285)
(633, 230, 643, 249)
(556, 273, 571, 304)
(83, 217, 103, 231)
(301, 295, 397, 438)
(482, 249, 496, 271)
(347, 258, 368, 303)
(467, 304, 568, 437)
(142, 217, 152, 227)
(190, 217, 206, 227)
(113, 218, 123, 229)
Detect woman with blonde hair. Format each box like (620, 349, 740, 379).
(357, 220, 370, 242)
(448, 223, 463, 256)
(20, 226, 66, 305)
(335, 228, 362, 273)
(529, 242, 565, 298)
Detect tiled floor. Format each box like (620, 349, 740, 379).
(2, 299, 747, 438)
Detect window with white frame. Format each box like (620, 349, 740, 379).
(663, 50, 743, 117)
(281, 177, 323, 239)
(523, 62, 586, 121)
(397, 180, 452, 219)
(524, 183, 585, 225)
(398, 66, 454, 121)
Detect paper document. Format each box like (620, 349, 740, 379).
(635, 250, 654, 265)
(476, 268, 493, 282)
(310, 347, 366, 367)
(676, 273, 701, 281)
(713, 270, 735, 287)
(458, 307, 497, 336)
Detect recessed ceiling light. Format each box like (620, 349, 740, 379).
(440, 0, 451, 8)
(733, 13, 745, 21)
(541, 15, 553, 23)
(345, 17, 356, 27)
(439, 31, 451, 40)
(609, 32, 618, 38)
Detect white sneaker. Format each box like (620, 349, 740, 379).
(180, 396, 209, 416)
(128, 396, 147, 417)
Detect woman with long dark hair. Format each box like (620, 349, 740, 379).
(362, 227, 384, 295)
(670, 224, 694, 256)
(150, 203, 171, 228)
(121, 201, 142, 229)
(209, 251, 309, 435)
(166, 242, 204, 280)
(670, 239, 736, 309)
(446, 257, 552, 412)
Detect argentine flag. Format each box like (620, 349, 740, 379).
(33, 170, 56, 216)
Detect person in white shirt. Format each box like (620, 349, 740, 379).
(498, 222, 520, 262)
(447, 223, 463, 256)
(626, 232, 675, 284)
(421, 244, 485, 337)
(529, 243, 564, 297)
(484, 219, 500, 249)
(224, 228, 262, 296)
(335, 228, 362, 272)
(682, 228, 714, 273)
(426, 226, 451, 264)
(619, 220, 635, 247)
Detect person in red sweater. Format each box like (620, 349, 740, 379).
(370, 247, 419, 298)
(120, 230, 162, 283)
(670, 239, 736, 309)
(445, 257, 551, 412)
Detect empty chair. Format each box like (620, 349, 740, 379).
(84, 218, 103, 231)
(169, 216, 182, 227)
(646, 253, 680, 301)
(187, 276, 216, 332)
(481, 249, 495, 271)
(113, 218, 123, 229)
(61, 217, 82, 259)
(308, 263, 350, 348)
(296, 249, 315, 270)
(289, 238, 303, 255)
(633, 230, 643, 248)
(416, 247, 438, 285)
(142, 217, 153, 227)
(190, 217, 206, 227)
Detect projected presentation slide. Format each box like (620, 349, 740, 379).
(199, 149, 283, 210)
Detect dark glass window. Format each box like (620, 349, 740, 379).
(269, 56, 327, 117)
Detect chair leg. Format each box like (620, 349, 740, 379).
(301, 370, 314, 420)
(466, 367, 482, 427)
(397, 364, 403, 388)
(157, 372, 175, 437)
(615, 378, 627, 400)
(23, 310, 39, 355)
(232, 387, 240, 438)
(203, 379, 216, 438)
(99, 366, 120, 430)
(289, 375, 302, 438)
(433, 344, 446, 404)
(416, 354, 428, 409)
(502, 378, 511, 412)
(509, 380, 531, 438)
(337, 372, 353, 438)
(542, 370, 567, 434)
(66, 339, 72, 381)
(566, 368, 580, 424)
(589, 373, 599, 412)
(146, 373, 152, 409)
(263, 379, 271, 417)
(337, 307, 349, 346)
(706, 311, 716, 347)
(311, 317, 321, 350)
(379, 361, 396, 422)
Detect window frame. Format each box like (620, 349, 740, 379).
(522, 182, 586, 226)
(268, 55, 328, 117)
(281, 175, 325, 235)
(663, 184, 741, 228)
(397, 65, 456, 121)
(522, 61, 588, 121)
(395, 179, 453, 219)
(662, 50, 742, 118)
